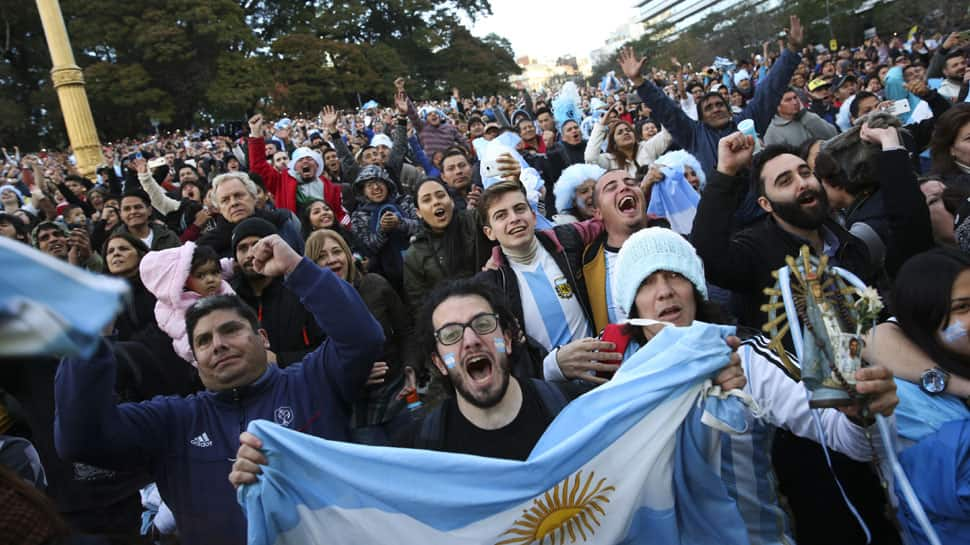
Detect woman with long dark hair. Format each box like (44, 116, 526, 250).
(585, 104, 671, 177)
(930, 103, 970, 187)
(101, 232, 155, 341)
(889, 248, 970, 543)
(403, 178, 491, 312)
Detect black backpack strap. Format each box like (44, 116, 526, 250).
(414, 404, 446, 451)
(529, 379, 569, 421)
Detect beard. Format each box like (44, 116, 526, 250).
(452, 355, 511, 409)
(768, 187, 830, 230)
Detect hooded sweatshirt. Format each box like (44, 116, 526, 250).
(139, 242, 235, 364)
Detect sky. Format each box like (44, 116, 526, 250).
(468, 0, 639, 61)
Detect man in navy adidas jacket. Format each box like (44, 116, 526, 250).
(54, 235, 384, 545)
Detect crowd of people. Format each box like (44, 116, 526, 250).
(2, 12, 970, 545)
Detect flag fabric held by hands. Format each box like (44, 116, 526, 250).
(240, 322, 751, 545)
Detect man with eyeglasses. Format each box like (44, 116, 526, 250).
(55, 235, 384, 545)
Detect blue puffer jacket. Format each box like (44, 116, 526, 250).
(54, 258, 384, 545)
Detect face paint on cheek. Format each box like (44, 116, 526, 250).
(494, 338, 506, 353)
(443, 352, 457, 370)
(942, 321, 968, 344)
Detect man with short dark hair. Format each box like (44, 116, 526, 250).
(765, 89, 837, 148)
(928, 32, 969, 101)
(55, 234, 384, 545)
(114, 189, 180, 251)
(618, 15, 804, 178)
(440, 148, 480, 211)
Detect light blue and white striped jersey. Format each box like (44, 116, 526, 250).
(722, 335, 884, 545)
(510, 244, 591, 351)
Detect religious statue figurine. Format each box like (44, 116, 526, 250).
(761, 247, 883, 408)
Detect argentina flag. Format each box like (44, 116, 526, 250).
(0, 237, 129, 358)
(646, 166, 701, 235)
(239, 322, 752, 544)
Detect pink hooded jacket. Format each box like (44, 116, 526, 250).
(139, 242, 235, 365)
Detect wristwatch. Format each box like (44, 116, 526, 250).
(919, 367, 950, 395)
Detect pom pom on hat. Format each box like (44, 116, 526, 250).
(612, 227, 707, 318)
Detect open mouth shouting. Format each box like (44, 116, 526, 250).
(433, 206, 447, 220)
(616, 191, 640, 216)
(463, 353, 495, 385)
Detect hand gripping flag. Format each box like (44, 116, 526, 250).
(239, 322, 752, 545)
(646, 166, 701, 235)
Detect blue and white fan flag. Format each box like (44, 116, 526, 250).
(0, 237, 129, 358)
(647, 166, 701, 235)
(240, 322, 752, 545)
(360, 99, 379, 110)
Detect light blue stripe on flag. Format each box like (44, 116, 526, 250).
(240, 322, 752, 545)
(0, 237, 128, 358)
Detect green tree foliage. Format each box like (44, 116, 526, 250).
(2, 0, 518, 148)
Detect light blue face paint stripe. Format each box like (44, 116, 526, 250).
(493, 338, 506, 353)
(443, 353, 456, 369)
(942, 321, 967, 344)
(521, 265, 573, 347)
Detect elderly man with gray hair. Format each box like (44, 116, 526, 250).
(197, 170, 304, 257)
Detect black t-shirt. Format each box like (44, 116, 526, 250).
(393, 378, 553, 461)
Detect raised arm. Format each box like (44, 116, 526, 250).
(618, 47, 698, 148)
(859, 124, 933, 276)
(864, 321, 970, 398)
(250, 235, 384, 407)
(246, 115, 286, 200)
(134, 158, 180, 215)
(690, 132, 764, 291)
(740, 16, 804, 133)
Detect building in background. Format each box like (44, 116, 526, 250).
(638, 0, 782, 41)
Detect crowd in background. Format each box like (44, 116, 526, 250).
(2, 14, 970, 545)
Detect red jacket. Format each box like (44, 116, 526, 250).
(248, 138, 347, 225)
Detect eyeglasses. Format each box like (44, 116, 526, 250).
(434, 312, 499, 346)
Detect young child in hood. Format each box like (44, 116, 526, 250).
(140, 242, 235, 364)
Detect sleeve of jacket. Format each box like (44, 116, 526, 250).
(741, 48, 801, 134)
(137, 171, 181, 215)
(742, 342, 886, 462)
(55, 182, 94, 216)
(351, 209, 387, 254)
(878, 148, 934, 275)
(330, 133, 360, 184)
(385, 121, 408, 178)
(406, 98, 425, 132)
(54, 341, 171, 470)
(285, 258, 384, 406)
(636, 128, 673, 166)
(927, 47, 948, 79)
(584, 123, 607, 164)
(690, 170, 765, 291)
(633, 79, 697, 148)
(247, 138, 289, 210)
(403, 246, 428, 312)
(397, 197, 421, 236)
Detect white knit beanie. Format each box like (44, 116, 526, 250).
(371, 133, 393, 150)
(613, 227, 708, 317)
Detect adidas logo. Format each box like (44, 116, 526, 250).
(189, 432, 212, 448)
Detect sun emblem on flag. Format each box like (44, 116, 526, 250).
(495, 470, 615, 545)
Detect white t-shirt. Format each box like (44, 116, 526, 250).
(604, 248, 627, 324)
(140, 229, 155, 249)
(510, 244, 591, 351)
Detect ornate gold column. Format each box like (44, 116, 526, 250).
(35, 0, 104, 180)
